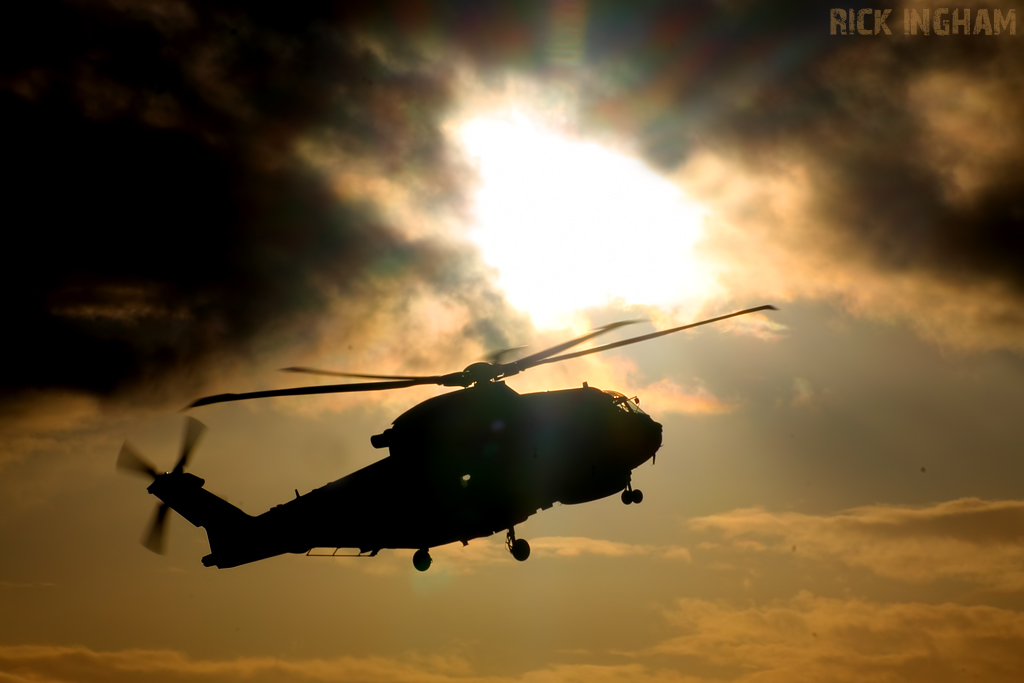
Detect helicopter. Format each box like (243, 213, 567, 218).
(117, 305, 776, 571)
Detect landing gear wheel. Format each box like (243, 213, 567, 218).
(412, 548, 432, 572)
(511, 538, 531, 562)
(631, 489, 644, 504)
(505, 528, 531, 562)
(621, 489, 633, 505)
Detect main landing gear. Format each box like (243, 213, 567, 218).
(413, 548, 432, 572)
(506, 528, 530, 562)
(621, 483, 643, 505)
(413, 530, 532, 571)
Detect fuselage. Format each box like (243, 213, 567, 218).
(253, 382, 662, 556)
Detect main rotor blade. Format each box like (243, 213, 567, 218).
(273, 322, 641, 389)
(116, 443, 158, 479)
(143, 503, 170, 554)
(481, 346, 529, 365)
(507, 319, 643, 372)
(172, 417, 206, 474)
(280, 366, 430, 381)
(531, 305, 778, 367)
(187, 377, 443, 409)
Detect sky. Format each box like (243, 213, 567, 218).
(3, 0, 1024, 681)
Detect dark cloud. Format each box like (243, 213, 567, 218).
(5, 0, 1024, 410)
(569, 2, 1024, 341)
(0, 0, 523, 405)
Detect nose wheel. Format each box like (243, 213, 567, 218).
(506, 528, 531, 562)
(621, 484, 643, 505)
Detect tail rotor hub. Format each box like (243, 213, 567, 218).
(115, 417, 207, 554)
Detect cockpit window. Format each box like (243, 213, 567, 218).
(602, 390, 647, 415)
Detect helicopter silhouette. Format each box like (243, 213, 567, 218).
(117, 305, 775, 571)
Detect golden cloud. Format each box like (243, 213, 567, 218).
(0, 391, 113, 478)
(6, 593, 1024, 683)
(529, 536, 691, 561)
(328, 535, 690, 576)
(910, 68, 1024, 205)
(688, 498, 1024, 589)
(0, 645, 695, 683)
(0, 645, 480, 683)
(506, 353, 735, 417)
(654, 591, 1024, 683)
(675, 136, 1024, 353)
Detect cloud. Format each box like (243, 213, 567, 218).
(711, 313, 787, 343)
(653, 591, 1024, 683)
(0, 1, 524, 413)
(592, 355, 736, 416)
(636, 377, 734, 417)
(678, 148, 1024, 353)
(328, 535, 690, 576)
(0, 645, 481, 683)
(0, 644, 689, 683)
(659, 14, 1024, 351)
(469, 0, 1024, 351)
(6, 594, 1024, 683)
(788, 377, 826, 409)
(507, 352, 736, 417)
(689, 498, 1024, 589)
(6, 0, 1024, 429)
(0, 392, 105, 470)
(451, 0, 1024, 353)
(529, 536, 691, 561)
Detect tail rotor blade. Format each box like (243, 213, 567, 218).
(173, 417, 206, 474)
(142, 503, 170, 554)
(116, 443, 158, 479)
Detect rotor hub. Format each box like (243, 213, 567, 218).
(461, 361, 499, 386)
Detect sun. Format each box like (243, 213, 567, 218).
(457, 113, 719, 329)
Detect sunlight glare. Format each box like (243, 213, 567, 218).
(458, 115, 718, 329)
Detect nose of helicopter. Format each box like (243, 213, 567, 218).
(628, 415, 662, 465)
(646, 418, 663, 455)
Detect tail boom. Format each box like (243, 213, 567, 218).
(147, 472, 283, 569)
